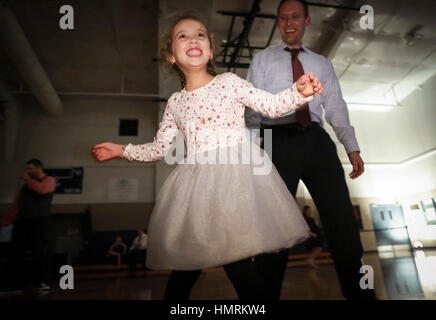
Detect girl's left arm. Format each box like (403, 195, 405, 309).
(229, 73, 313, 118)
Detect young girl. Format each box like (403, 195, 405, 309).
(106, 235, 127, 268)
(92, 14, 323, 300)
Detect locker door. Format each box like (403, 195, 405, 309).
(388, 205, 406, 228)
(370, 204, 406, 230)
(370, 205, 389, 230)
(370, 204, 410, 246)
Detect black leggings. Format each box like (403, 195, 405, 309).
(163, 257, 271, 300)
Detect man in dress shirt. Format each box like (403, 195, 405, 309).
(0, 159, 55, 291)
(128, 229, 148, 270)
(245, 0, 376, 300)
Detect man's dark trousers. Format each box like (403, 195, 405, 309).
(128, 249, 147, 269)
(255, 123, 376, 300)
(7, 216, 51, 288)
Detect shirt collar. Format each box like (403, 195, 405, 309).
(278, 41, 309, 54)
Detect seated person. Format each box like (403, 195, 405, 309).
(106, 236, 127, 267)
(128, 229, 148, 270)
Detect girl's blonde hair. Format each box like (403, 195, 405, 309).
(159, 13, 217, 87)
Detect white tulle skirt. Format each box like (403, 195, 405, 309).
(146, 140, 309, 270)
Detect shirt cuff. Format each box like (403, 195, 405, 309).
(122, 143, 134, 161)
(342, 138, 360, 154)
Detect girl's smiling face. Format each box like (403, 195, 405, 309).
(169, 19, 213, 73)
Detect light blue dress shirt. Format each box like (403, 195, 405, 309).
(245, 41, 360, 154)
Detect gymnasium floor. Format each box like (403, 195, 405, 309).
(1, 249, 436, 300)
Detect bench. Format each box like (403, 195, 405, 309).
(76, 230, 138, 266)
(287, 251, 332, 267)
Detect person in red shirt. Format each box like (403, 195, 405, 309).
(1, 159, 56, 292)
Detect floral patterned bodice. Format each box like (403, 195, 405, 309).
(123, 72, 312, 161)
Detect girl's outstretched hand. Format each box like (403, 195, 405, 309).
(92, 142, 124, 161)
(296, 72, 324, 98)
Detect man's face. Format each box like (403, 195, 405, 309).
(277, 0, 310, 48)
(137, 229, 144, 236)
(25, 164, 41, 178)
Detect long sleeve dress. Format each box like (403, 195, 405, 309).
(123, 72, 312, 270)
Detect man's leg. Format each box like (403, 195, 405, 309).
(128, 250, 138, 269)
(32, 216, 51, 286)
(302, 128, 376, 299)
(163, 269, 202, 300)
(6, 221, 28, 289)
(255, 127, 303, 300)
(0, 243, 9, 287)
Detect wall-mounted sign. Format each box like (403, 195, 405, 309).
(44, 167, 83, 194)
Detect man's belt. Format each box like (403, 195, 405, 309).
(261, 121, 320, 132)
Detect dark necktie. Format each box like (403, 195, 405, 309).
(285, 47, 311, 127)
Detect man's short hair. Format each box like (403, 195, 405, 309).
(277, 0, 309, 18)
(26, 159, 43, 168)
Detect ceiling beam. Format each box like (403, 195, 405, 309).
(310, 0, 361, 58)
(228, 0, 263, 70)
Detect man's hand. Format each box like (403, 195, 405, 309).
(296, 72, 324, 98)
(348, 151, 364, 179)
(20, 172, 32, 182)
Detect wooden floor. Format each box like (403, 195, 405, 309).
(1, 263, 344, 300)
(2, 249, 436, 300)
(71, 252, 334, 280)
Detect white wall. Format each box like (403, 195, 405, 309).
(4, 0, 434, 207)
(323, 73, 436, 198)
(0, 95, 158, 204)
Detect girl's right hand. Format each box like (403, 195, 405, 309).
(296, 72, 323, 98)
(92, 142, 124, 161)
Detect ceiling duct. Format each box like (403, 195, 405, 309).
(0, 3, 63, 116)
